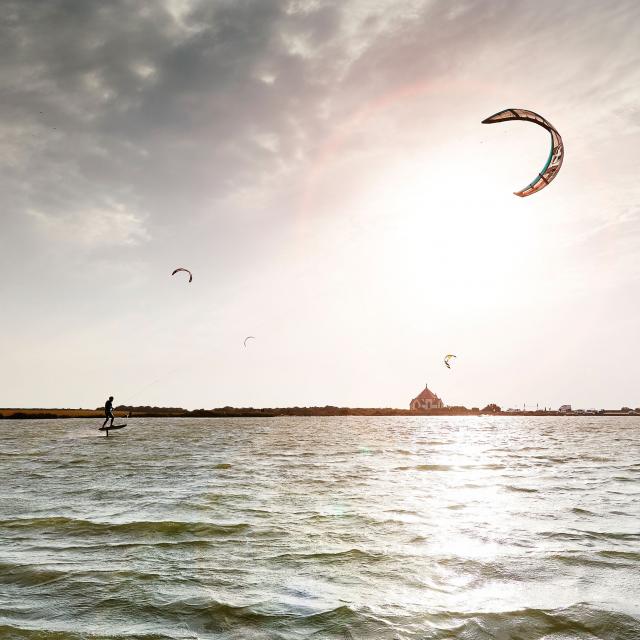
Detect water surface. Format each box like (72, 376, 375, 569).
(1, 416, 639, 639)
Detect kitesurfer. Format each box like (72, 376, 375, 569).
(102, 396, 115, 429)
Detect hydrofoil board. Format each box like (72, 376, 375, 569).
(99, 424, 127, 432)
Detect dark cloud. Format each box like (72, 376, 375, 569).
(0, 1, 349, 251)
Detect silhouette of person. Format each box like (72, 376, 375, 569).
(102, 396, 114, 429)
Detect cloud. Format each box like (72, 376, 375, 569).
(0, 1, 339, 240)
(26, 203, 150, 247)
(2, 0, 636, 235)
(2, 0, 637, 267)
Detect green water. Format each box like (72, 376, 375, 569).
(1, 416, 639, 639)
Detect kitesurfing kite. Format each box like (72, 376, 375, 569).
(171, 268, 193, 283)
(444, 354, 456, 369)
(481, 108, 564, 197)
(244, 336, 255, 347)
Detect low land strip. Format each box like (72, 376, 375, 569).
(1, 407, 637, 419)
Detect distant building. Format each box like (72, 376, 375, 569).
(559, 404, 571, 412)
(410, 384, 443, 411)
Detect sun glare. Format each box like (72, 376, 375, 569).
(335, 142, 542, 306)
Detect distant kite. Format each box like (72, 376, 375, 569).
(444, 354, 457, 369)
(482, 108, 564, 197)
(244, 336, 255, 347)
(171, 268, 193, 283)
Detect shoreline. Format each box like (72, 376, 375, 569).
(1, 407, 638, 419)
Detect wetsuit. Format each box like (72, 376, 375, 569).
(102, 399, 114, 428)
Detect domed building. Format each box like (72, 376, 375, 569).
(410, 383, 443, 411)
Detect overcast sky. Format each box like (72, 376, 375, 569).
(1, 0, 639, 410)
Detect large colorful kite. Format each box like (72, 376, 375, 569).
(482, 108, 564, 197)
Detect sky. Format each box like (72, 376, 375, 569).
(1, 0, 639, 411)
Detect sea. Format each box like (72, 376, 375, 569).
(0, 416, 639, 639)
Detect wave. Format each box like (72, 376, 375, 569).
(28, 538, 216, 552)
(0, 560, 166, 588)
(409, 463, 505, 472)
(504, 485, 538, 493)
(435, 557, 519, 583)
(546, 553, 620, 568)
(579, 529, 640, 542)
(597, 549, 640, 562)
(3, 603, 639, 639)
(0, 625, 177, 640)
(549, 550, 640, 569)
(0, 561, 69, 588)
(86, 597, 362, 636)
(270, 548, 384, 563)
(427, 604, 640, 640)
(415, 464, 453, 471)
(410, 535, 428, 543)
(541, 529, 640, 542)
(0, 516, 250, 538)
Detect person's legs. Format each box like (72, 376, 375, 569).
(102, 416, 109, 428)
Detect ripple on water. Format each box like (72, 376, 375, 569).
(1, 416, 639, 639)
